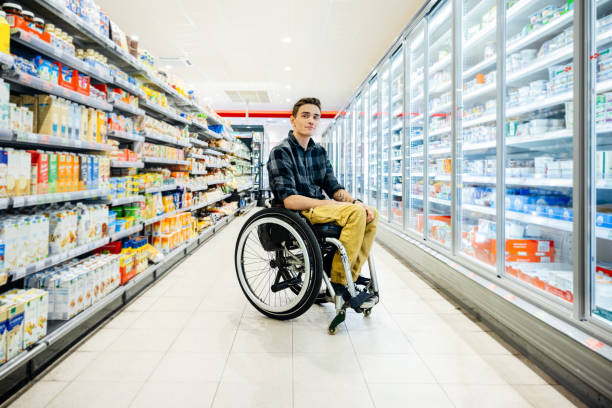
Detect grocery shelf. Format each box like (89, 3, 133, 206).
(189, 137, 209, 148)
(0, 198, 8, 209)
(11, 29, 112, 83)
(11, 188, 109, 208)
(144, 208, 187, 226)
(142, 157, 190, 166)
(111, 160, 144, 168)
(188, 153, 209, 160)
(429, 54, 451, 74)
(204, 148, 223, 156)
(190, 170, 209, 176)
(140, 99, 190, 125)
(238, 184, 253, 193)
(107, 130, 144, 143)
(429, 146, 451, 156)
(429, 127, 451, 137)
(410, 194, 424, 200)
(186, 184, 209, 192)
(463, 56, 496, 80)
(507, 10, 573, 55)
(429, 102, 451, 115)
(507, 45, 572, 86)
(10, 237, 110, 280)
(110, 224, 144, 242)
(105, 195, 144, 206)
(190, 120, 209, 132)
(112, 76, 145, 98)
(110, 99, 145, 116)
(434, 174, 451, 182)
(208, 145, 232, 154)
(0, 130, 114, 152)
(144, 132, 191, 148)
(428, 81, 451, 95)
(507, 91, 572, 117)
(144, 183, 180, 194)
(463, 83, 496, 104)
(463, 113, 496, 128)
(3, 70, 112, 111)
(208, 179, 231, 185)
(462, 175, 573, 188)
(429, 197, 451, 206)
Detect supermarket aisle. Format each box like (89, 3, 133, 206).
(7, 213, 585, 408)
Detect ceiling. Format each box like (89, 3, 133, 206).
(96, 0, 423, 112)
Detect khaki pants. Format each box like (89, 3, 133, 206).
(302, 204, 378, 285)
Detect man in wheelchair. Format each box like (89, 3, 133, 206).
(267, 97, 379, 310)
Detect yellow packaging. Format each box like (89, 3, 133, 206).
(87, 109, 96, 142)
(96, 111, 106, 143)
(3, 299, 24, 361)
(6, 292, 38, 348)
(0, 12, 9, 55)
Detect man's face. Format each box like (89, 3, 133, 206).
(290, 104, 321, 137)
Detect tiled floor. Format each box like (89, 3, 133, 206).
(7, 213, 586, 408)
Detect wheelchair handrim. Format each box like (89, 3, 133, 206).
(236, 217, 312, 314)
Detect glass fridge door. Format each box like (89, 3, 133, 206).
(380, 62, 391, 220)
(427, 0, 453, 248)
(593, 0, 612, 324)
(338, 116, 345, 187)
(390, 47, 405, 226)
(345, 104, 354, 195)
(504, 0, 574, 304)
(355, 94, 365, 201)
(406, 23, 426, 236)
(332, 127, 338, 176)
(368, 77, 380, 208)
(459, 0, 497, 268)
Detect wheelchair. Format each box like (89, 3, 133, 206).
(234, 202, 380, 334)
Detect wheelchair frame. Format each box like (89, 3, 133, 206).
(235, 205, 380, 334)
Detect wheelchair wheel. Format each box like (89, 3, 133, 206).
(235, 208, 324, 320)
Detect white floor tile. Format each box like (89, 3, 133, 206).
(294, 382, 375, 408)
(232, 317, 293, 353)
(349, 328, 414, 354)
(293, 352, 365, 387)
(185, 310, 243, 331)
(130, 310, 193, 329)
(108, 327, 182, 352)
(482, 355, 555, 385)
(293, 325, 352, 353)
(357, 353, 436, 384)
(77, 351, 164, 382)
(148, 352, 227, 383)
(149, 296, 203, 313)
(124, 295, 158, 312)
(222, 352, 292, 385)
(76, 328, 125, 352)
(103, 311, 143, 329)
(7, 381, 68, 408)
(46, 380, 143, 408)
(41, 351, 99, 382)
(170, 327, 237, 354)
(130, 381, 218, 408)
(369, 383, 455, 408)
(212, 381, 292, 408)
(420, 354, 507, 385)
(442, 384, 533, 408)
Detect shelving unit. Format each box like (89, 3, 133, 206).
(1, 130, 114, 151)
(111, 160, 144, 168)
(142, 156, 190, 166)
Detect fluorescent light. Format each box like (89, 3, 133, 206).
(284, 66, 291, 71)
(286, 98, 291, 102)
(285, 85, 291, 90)
(282, 37, 292, 43)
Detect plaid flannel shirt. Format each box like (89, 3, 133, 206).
(267, 131, 344, 202)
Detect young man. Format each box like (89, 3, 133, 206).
(267, 97, 378, 305)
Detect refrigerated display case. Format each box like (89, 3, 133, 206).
(345, 104, 354, 195)
(355, 94, 365, 201)
(338, 114, 345, 186)
(594, 0, 612, 325)
(380, 62, 391, 220)
(390, 47, 405, 226)
(427, 0, 453, 248)
(406, 22, 426, 236)
(320, 4, 611, 401)
(458, 0, 498, 269)
(367, 77, 379, 208)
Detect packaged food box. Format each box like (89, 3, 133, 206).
(0, 302, 9, 364)
(3, 299, 24, 361)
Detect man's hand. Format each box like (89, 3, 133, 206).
(356, 202, 375, 223)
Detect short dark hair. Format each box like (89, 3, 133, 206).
(292, 97, 321, 117)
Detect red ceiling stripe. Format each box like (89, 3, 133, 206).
(216, 110, 338, 119)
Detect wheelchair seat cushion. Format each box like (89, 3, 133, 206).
(310, 222, 342, 239)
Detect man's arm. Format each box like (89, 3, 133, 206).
(332, 189, 354, 203)
(283, 195, 342, 211)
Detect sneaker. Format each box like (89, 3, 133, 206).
(331, 283, 377, 311)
